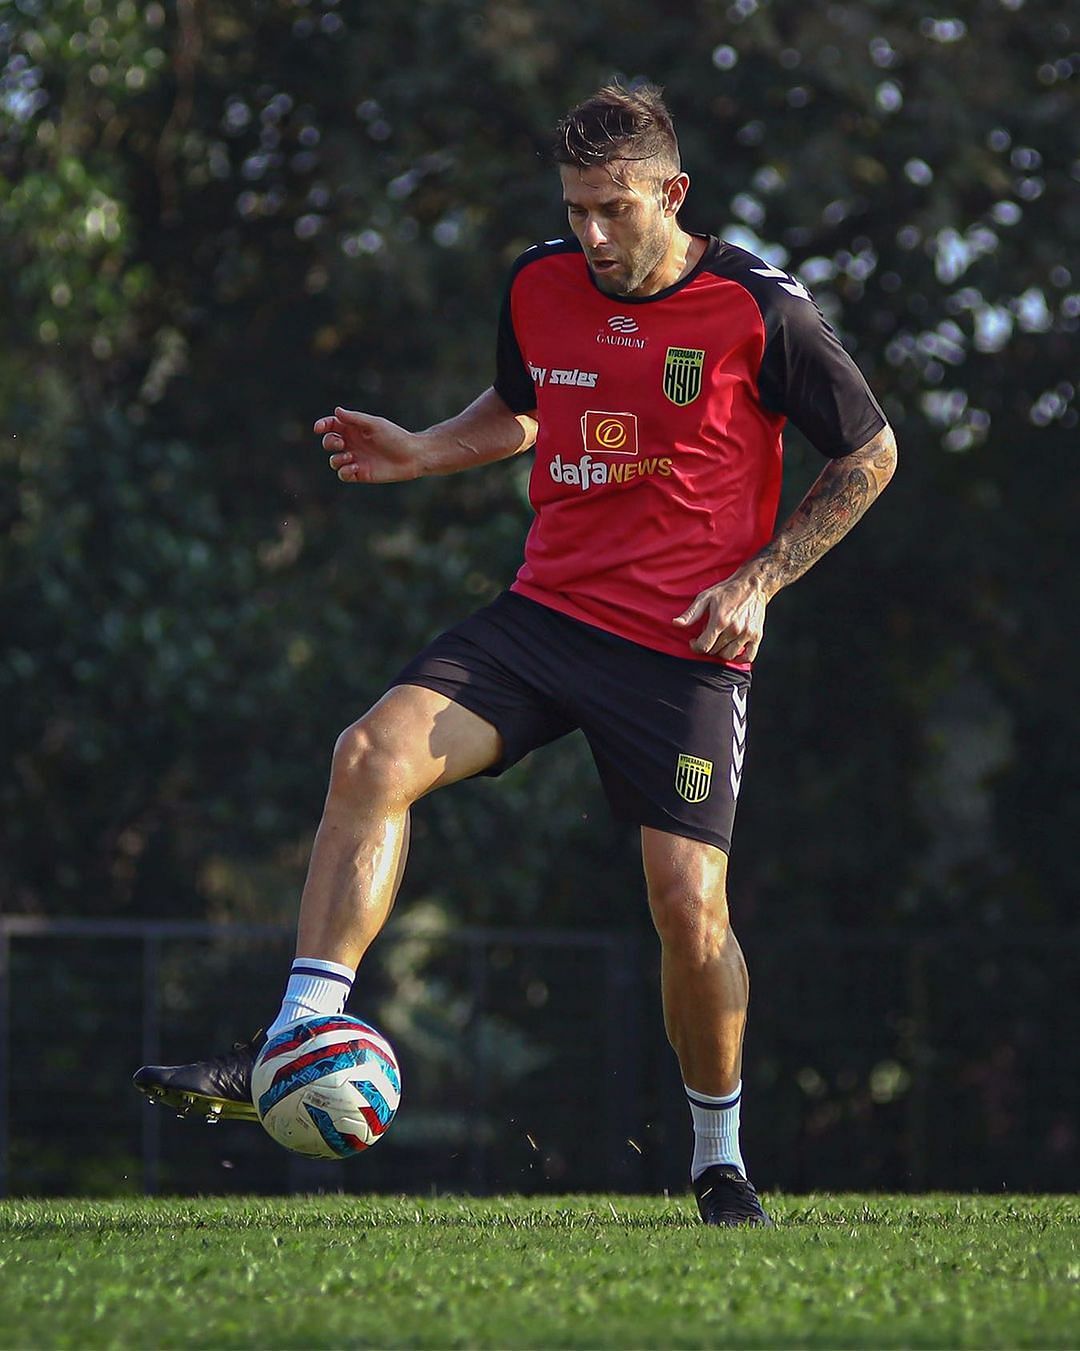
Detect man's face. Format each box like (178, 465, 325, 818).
(560, 162, 681, 298)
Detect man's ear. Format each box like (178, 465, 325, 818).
(662, 172, 690, 217)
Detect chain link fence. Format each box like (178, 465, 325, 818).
(1, 917, 1077, 1195)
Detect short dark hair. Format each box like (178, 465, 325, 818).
(553, 82, 681, 179)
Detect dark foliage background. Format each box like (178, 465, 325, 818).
(1, 0, 1076, 1194)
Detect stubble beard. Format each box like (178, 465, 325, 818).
(593, 221, 673, 298)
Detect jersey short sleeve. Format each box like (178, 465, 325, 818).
(756, 281, 887, 458)
(493, 258, 538, 415)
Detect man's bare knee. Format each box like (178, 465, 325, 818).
(325, 685, 502, 814)
(328, 718, 415, 808)
(649, 881, 732, 968)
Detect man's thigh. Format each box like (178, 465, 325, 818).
(640, 825, 730, 904)
(568, 638, 751, 855)
(387, 595, 576, 777)
(350, 684, 506, 800)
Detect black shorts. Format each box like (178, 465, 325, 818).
(390, 592, 751, 853)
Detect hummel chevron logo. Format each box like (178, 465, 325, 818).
(730, 689, 749, 800)
(749, 263, 812, 302)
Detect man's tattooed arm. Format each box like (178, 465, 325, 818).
(673, 424, 897, 659)
(754, 424, 898, 599)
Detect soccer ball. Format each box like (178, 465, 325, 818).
(251, 1013, 401, 1159)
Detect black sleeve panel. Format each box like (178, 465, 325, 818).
(758, 285, 887, 457)
(708, 243, 887, 458)
(493, 270, 537, 415)
(493, 239, 581, 415)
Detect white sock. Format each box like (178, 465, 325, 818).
(266, 958, 356, 1038)
(686, 1081, 745, 1180)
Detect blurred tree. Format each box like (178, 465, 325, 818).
(1, 0, 1076, 935)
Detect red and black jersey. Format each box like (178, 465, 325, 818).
(493, 235, 886, 664)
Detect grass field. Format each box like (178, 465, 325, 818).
(0, 1194, 1076, 1348)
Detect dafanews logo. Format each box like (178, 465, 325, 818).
(581, 410, 638, 456)
(547, 409, 672, 491)
(529, 365, 599, 388)
(549, 454, 674, 490)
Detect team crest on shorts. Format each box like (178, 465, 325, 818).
(663, 346, 705, 405)
(675, 753, 713, 804)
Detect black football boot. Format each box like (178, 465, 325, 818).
(133, 1030, 266, 1122)
(693, 1164, 774, 1227)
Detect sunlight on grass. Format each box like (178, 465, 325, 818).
(0, 1195, 1076, 1348)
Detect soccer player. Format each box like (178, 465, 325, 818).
(135, 83, 896, 1226)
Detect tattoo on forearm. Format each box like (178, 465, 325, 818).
(787, 465, 872, 565)
(757, 428, 896, 590)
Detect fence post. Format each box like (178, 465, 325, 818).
(0, 927, 9, 1198)
(604, 932, 643, 1191)
(466, 936, 490, 1192)
(906, 938, 932, 1190)
(141, 930, 162, 1195)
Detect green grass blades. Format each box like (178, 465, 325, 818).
(0, 1195, 1076, 1348)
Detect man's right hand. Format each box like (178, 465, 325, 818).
(316, 388, 537, 484)
(315, 407, 423, 483)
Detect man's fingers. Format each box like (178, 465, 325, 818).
(692, 625, 754, 658)
(677, 577, 766, 659)
(689, 618, 725, 653)
(712, 629, 762, 662)
(315, 408, 373, 436)
(316, 405, 402, 485)
(337, 461, 372, 484)
(680, 597, 725, 651)
(673, 596, 707, 627)
(335, 405, 372, 426)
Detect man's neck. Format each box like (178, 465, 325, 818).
(633, 229, 705, 297)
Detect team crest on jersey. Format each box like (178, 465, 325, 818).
(675, 753, 713, 804)
(663, 347, 705, 405)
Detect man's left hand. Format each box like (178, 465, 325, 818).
(673, 570, 770, 661)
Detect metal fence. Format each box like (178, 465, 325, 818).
(1, 917, 1077, 1196)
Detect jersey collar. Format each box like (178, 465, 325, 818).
(580, 234, 719, 305)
